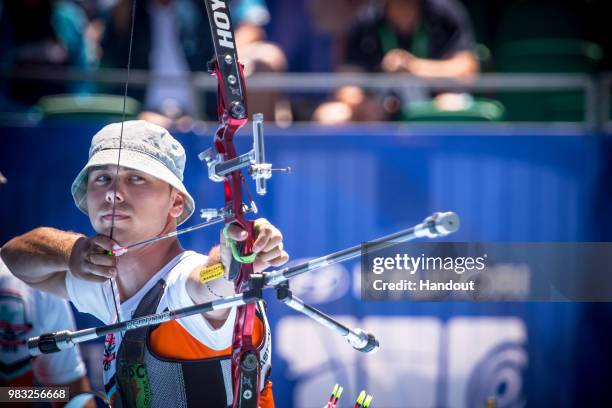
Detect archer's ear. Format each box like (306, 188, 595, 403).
(169, 189, 185, 218)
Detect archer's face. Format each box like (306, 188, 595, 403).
(86, 165, 184, 245)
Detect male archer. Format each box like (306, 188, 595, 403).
(1, 120, 288, 407)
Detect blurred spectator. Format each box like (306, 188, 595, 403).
(308, 0, 369, 68)
(313, 0, 479, 123)
(100, 0, 287, 127)
(233, 0, 288, 123)
(0, 257, 95, 406)
(0, 0, 95, 109)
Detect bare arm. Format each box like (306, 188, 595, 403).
(1, 228, 117, 299)
(186, 244, 234, 328)
(1, 228, 82, 298)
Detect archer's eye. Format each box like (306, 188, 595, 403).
(128, 175, 145, 183)
(93, 174, 111, 184)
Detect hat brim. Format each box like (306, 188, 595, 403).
(71, 149, 195, 226)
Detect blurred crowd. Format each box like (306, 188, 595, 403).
(0, 0, 609, 126)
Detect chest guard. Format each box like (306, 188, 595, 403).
(115, 279, 270, 408)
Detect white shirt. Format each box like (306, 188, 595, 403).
(0, 260, 87, 385)
(65, 251, 237, 390)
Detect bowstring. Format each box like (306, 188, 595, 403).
(108, 0, 138, 327)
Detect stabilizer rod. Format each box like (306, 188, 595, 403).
(28, 212, 459, 357)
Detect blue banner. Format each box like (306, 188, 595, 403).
(1, 122, 611, 407)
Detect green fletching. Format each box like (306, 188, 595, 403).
(363, 395, 373, 407)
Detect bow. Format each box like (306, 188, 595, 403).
(25, 2, 462, 408)
(200, 1, 265, 405)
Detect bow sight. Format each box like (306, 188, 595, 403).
(198, 113, 290, 221)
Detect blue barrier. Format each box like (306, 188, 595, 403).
(1, 122, 611, 407)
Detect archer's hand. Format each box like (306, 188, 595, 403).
(220, 218, 289, 275)
(68, 235, 118, 283)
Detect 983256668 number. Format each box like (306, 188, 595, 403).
(0, 387, 69, 402)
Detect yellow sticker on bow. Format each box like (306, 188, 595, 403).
(199, 263, 225, 283)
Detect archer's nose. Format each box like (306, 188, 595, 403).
(105, 186, 124, 204)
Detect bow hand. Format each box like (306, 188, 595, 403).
(219, 218, 289, 277)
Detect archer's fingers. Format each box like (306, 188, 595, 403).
(259, 235, 282, 254)
(253, 227, 271, 253)
(267, 251, 289, 267)
(253, 224, 282, 253)
(225, 224, 248, 242)
(88, 253, 117, 267)
(257, 247, 283, 263)
(253, 250, 289, 273)
(256, 242, 284, 262)
(90, 235, 117, 252)
(83, 262, 117, 279)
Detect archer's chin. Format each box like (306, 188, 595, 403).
(93, 223, 131, 243)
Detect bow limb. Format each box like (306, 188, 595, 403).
(203, 1, 262, 406)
